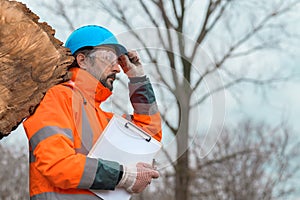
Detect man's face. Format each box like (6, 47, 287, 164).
(85, 47, 121, 91)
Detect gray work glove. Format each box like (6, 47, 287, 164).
(117, 162, 159, 193)
(118, 51, 145, 78)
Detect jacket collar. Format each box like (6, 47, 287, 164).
(69, 68, 112, 104)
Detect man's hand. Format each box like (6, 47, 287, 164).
(118, 51, 145, 78)
(117, 162, 159, 193)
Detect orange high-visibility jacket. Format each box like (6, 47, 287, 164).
(23, 68, 162, 199)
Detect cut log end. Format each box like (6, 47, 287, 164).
(0, 0, 74, 139)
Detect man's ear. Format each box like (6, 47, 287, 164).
(76, 53, 88, 70)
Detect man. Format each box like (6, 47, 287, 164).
(23, 25, 162, 199)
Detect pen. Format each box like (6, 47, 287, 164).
(152, 159, 156, 169)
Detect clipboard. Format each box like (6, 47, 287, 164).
(88, 114, 162, 200)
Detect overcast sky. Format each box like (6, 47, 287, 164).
(2, 1, 300, 162)
(1, 1, 299, 198)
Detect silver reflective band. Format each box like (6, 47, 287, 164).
(29, 126, 73, 163)
(30, 192, 103, 200)
(77, 157, 98, 189)
(75, 103, 95, 155)
(29, 126, 73, 150)
(80, 104, 94, 154)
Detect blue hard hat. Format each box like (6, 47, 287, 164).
(65, 25, 127, 56)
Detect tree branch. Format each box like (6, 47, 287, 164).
(37, 0, 76, 31)
(156, 0, 176, 29)
(191, 0, 300, 93)
(160, 111, 177, 135)
(191, 75, 294, 108)
(171, 0, 180, 22)
(197, 149, 254, 170)
(139, 0, 168, 49)
(152, 0, 182, 89)
(55, 0, 76, 31)
(160, 146, 177, 171)
(190, 0, 230, 63)
(101, 1, 178, 96)
(138, 0, 178, 92)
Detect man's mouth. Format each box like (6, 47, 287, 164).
(107, 74, 116, 81)
(106, 74, 117, 86)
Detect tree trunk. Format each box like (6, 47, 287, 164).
(175, 151, 189, 200)
(175, 86, 191, 200)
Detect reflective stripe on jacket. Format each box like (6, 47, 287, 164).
(23, 68, 162, 199)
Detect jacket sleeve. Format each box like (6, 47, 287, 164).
(128, 76, 162, 141)
(23, 85, 121, 190)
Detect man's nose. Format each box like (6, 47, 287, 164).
(111, 63, 121, 73)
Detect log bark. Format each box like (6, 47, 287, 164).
(0, 0, 74, 139)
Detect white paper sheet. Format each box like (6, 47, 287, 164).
(88, 115, 162, 200)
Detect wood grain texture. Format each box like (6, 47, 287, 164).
(0, 0, 74, 139)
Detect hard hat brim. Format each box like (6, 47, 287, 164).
(108, 43, 128, 57)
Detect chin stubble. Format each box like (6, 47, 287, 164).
(100, 73, 116, 91)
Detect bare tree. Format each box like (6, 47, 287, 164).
(188, 120, 300, 200)
(90, 0, 300, 199)
(132, 120, 300, 200)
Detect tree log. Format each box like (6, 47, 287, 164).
(0, 0, 74, 139)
